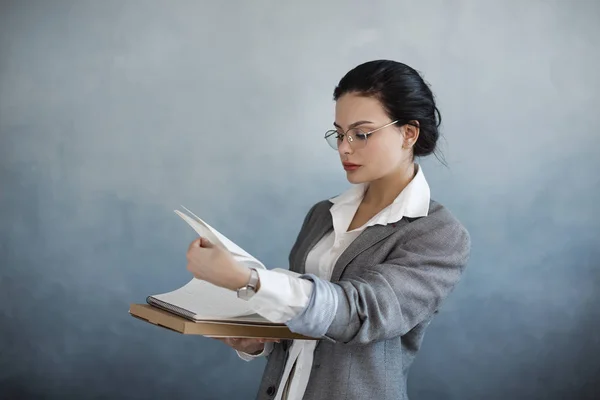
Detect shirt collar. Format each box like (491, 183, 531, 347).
(388, 163, 430, 219)
(329, 163, 431, 227)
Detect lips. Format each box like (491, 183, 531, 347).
(342, 162, 361, 171)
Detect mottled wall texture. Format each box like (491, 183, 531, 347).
(1, 1, 598, 399)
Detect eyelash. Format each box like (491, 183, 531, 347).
(336, 132, 368, 140)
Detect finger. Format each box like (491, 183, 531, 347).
(193, 238, 202, 247)
(188, 238, 202, 252)
(199, 237, 214, 248)
(219, 338, 238, 346)
(232, 338, 254, 346)
(231, 338, 251, 350)
(189, 270, 203, 280)
(185, 261, 199, 276)
(255, 338, 279, 343)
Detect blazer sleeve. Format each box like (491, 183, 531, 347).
(285, 212, 471, 345)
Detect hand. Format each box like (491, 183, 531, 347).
(213, 337, 280, 355)
(186, 237, 251, 291)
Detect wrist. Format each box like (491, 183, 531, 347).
(229, 264, 251, 291)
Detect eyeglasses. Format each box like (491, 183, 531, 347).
(324, 120, 399, 150)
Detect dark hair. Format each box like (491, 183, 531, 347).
(333, 60, 444, 162)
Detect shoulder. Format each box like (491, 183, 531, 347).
(297, 199, 333, 225)
(308, 199, 334, 217)
(398, 199, 471, 261)
(290, 199, 332, 238)
(424, 199, 469, 236)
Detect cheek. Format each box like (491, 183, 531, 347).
(362, 143, 398, 170)
(371, 137, 398, 160)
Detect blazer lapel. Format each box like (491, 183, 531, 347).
(330, 219, 409, 282)
(293, 203, 334, 275)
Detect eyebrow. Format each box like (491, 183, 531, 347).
(333, 120, 373, 130)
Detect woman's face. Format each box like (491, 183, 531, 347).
(332, 93, 416, 184)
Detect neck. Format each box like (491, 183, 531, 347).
(362, 163, 416, 208)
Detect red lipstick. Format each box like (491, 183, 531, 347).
(342, 162, 361, 171)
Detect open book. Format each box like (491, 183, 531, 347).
(146, 206, 287, 325)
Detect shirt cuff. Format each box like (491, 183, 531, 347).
(235, 341, 274, 361)
(246, 269, 313, 323)
(285, 273, 339, 340)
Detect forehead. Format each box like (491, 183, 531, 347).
(334, 93, 388, 125)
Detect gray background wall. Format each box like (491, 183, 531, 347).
(1, 1, 599, 399)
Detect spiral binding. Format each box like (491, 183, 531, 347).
(146, 296, 196, 320)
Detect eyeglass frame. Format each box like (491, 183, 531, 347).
(324, 120, 400, 150)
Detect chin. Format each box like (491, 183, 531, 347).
(345, 171, 369, 184)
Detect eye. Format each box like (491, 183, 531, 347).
(350, 128, 368, 140)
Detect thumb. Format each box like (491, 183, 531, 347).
(199, 237, 214, 248)
(188, 238, 202, 251)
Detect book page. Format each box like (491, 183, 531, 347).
(174, 207, 266, 269)
(149, 278, 256, 320)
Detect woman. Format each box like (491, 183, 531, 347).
(186, 60, 471, 400)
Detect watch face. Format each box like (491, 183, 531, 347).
(237, 287, 255, 301)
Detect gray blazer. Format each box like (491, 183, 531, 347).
(254, 198, 471, 400)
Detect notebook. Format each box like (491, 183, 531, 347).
(146, 206, 293, 325)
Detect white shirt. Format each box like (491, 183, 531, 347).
(237, 164, 431, 400)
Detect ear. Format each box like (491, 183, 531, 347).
(402, 121, 420, 149)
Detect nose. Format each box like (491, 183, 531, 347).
(337, 135, 353, 155)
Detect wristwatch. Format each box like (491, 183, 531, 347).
(237, 268, 259, 300)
